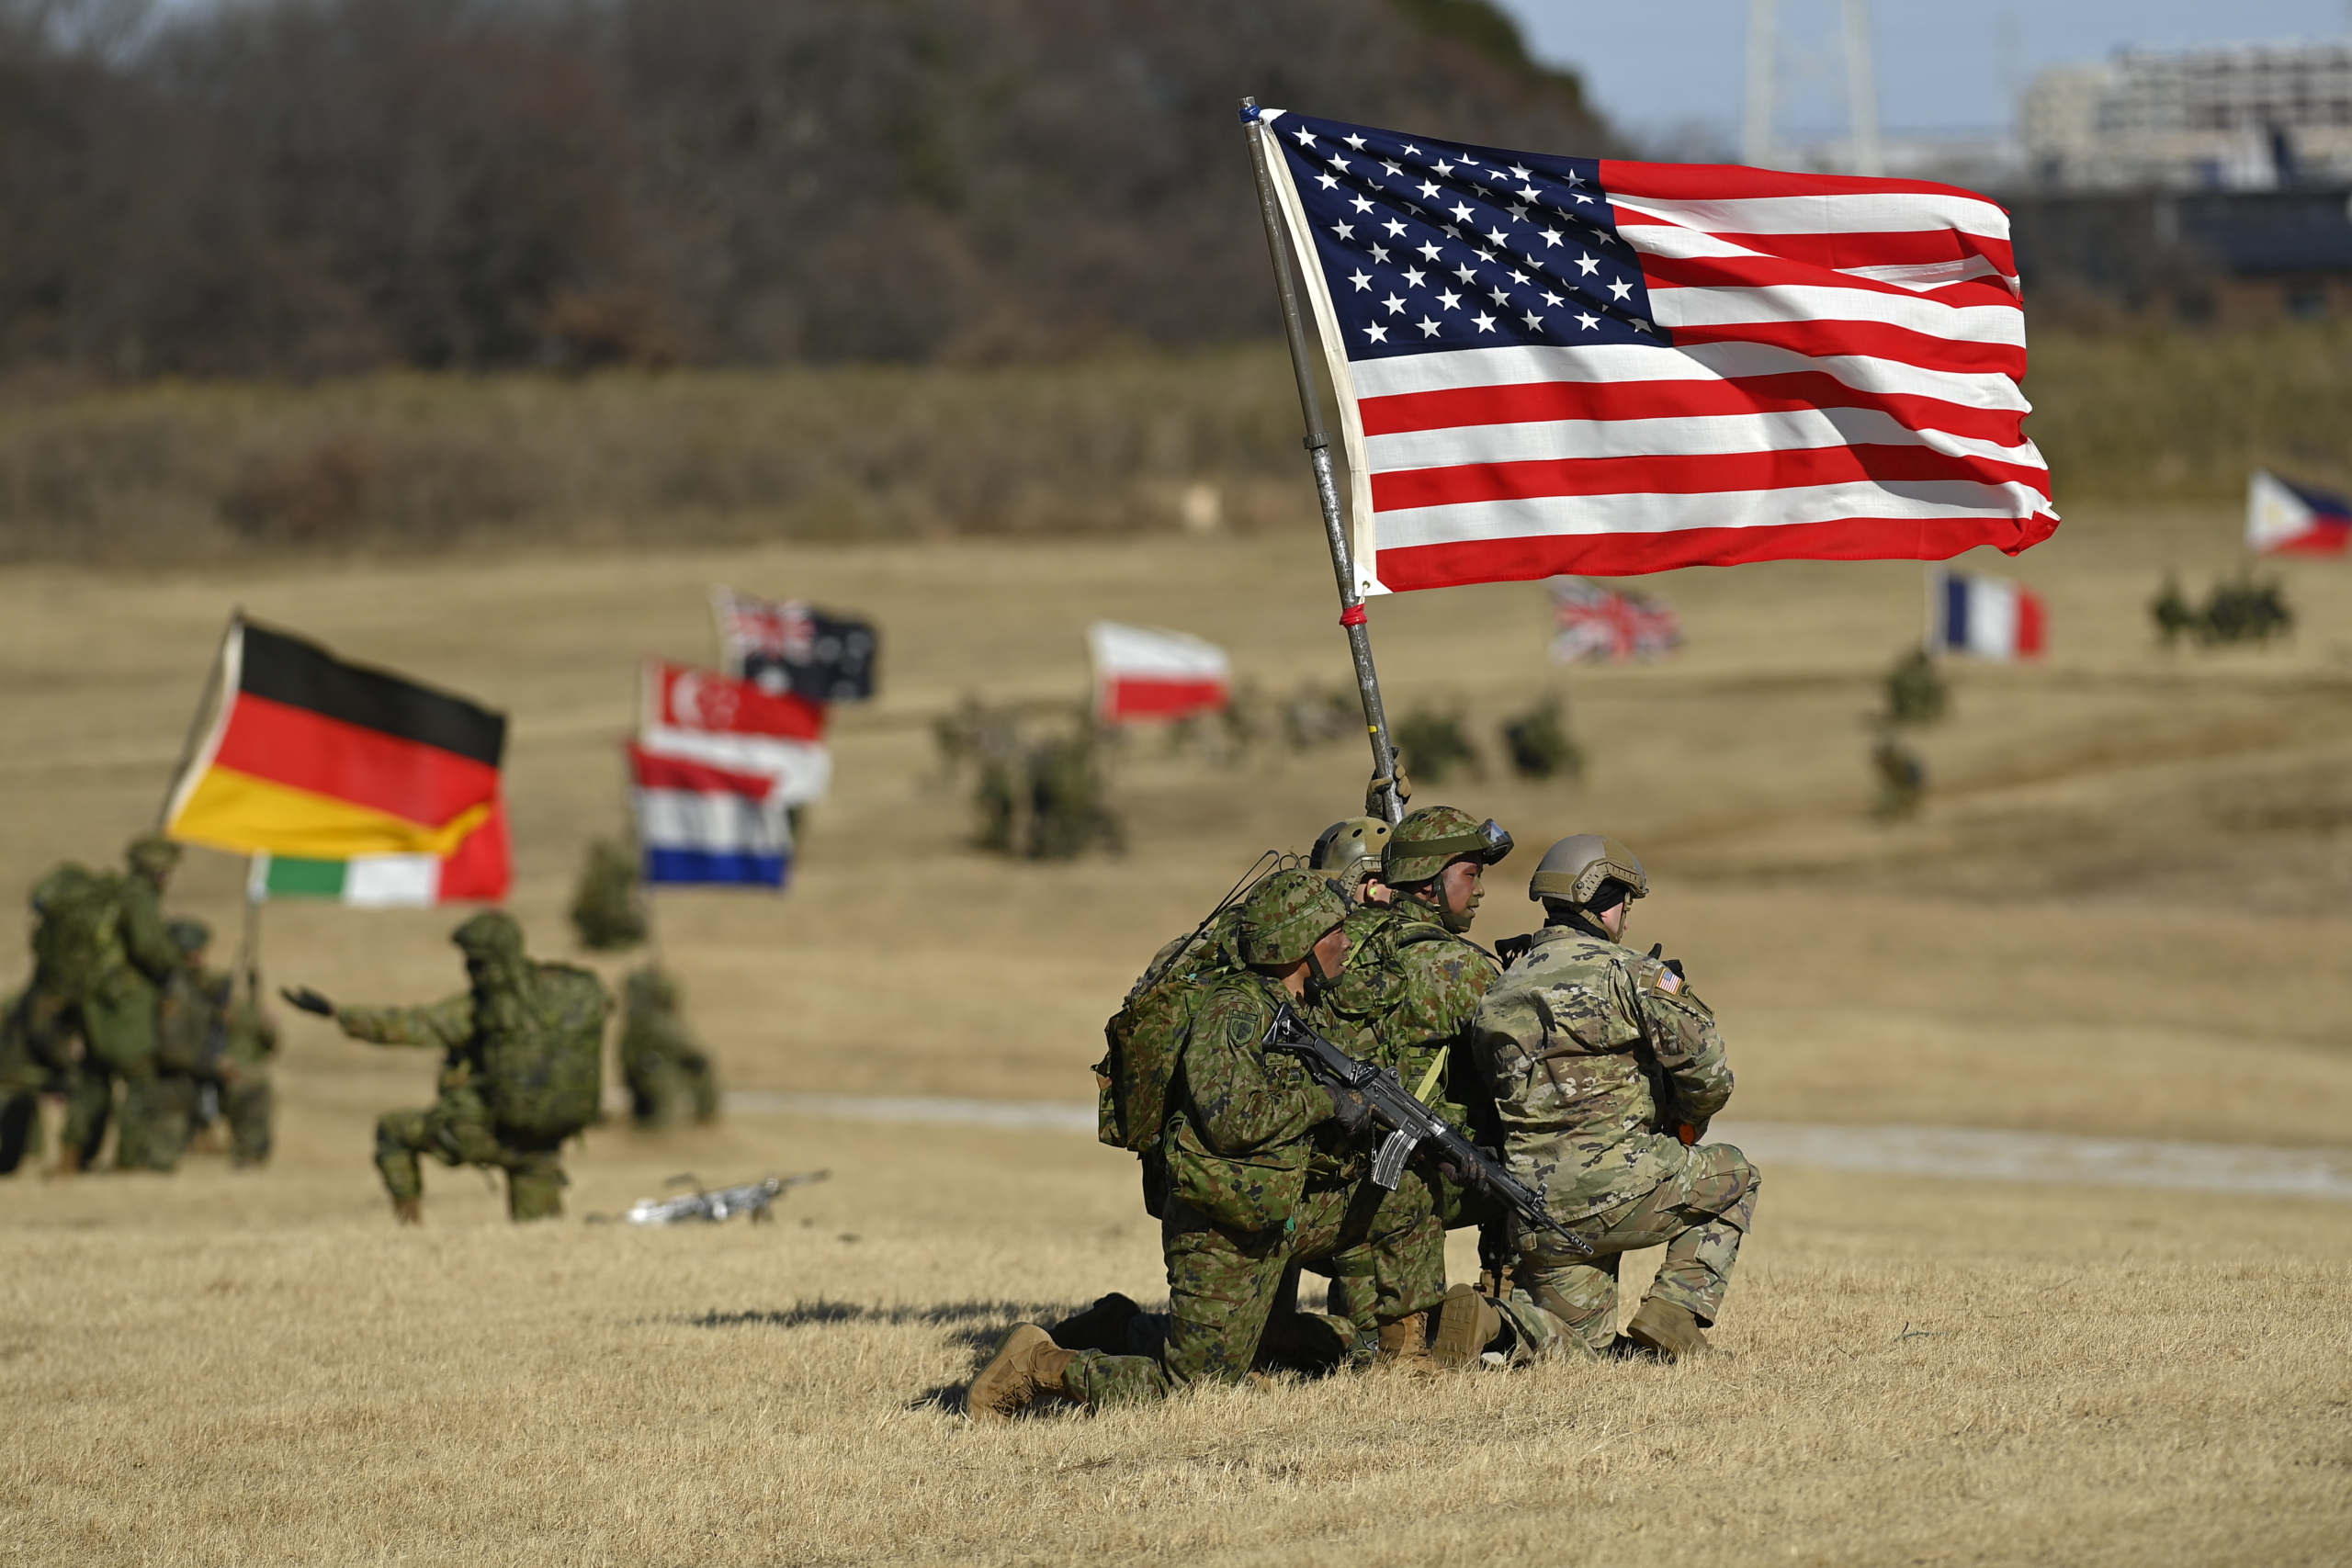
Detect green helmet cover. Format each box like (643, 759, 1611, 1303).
(1384, 805, 1513, 886)
(1237, 868, 1348, 967)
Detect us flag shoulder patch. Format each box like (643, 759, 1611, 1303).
(1656, 970, 1683, 996)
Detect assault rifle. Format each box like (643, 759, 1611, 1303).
(1261, 1003, 1592, 1258)
(623, 1169, 829, 1226)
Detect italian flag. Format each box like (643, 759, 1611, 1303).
(165, 617, 512, 903)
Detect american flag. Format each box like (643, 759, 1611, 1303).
(1253, 107, 2056, 595)
(1548, 578, 1682, 665)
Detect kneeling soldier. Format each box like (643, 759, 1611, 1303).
(967, 869, 1443, 1420)
(1460, 836, 1759, 1362)
(287, 912, 610, 1224)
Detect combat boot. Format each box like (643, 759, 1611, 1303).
(1372, 1311, 1433, 1372)
(1623, 1297, 1708, 1360)
(1046, 1292, 1142, 1355)
(1430, 1283, 1503, 1370)
(967, 1325, 1076, 1424)
(391, 1196, 423, 1226)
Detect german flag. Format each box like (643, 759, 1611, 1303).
(164, 618, 509, 882)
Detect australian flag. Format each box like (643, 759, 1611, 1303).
(710, 588, 879, 704)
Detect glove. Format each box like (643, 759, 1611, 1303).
(1327, 1084, 1375, 1137)
(280, 986, 334, 1018)
(1495, 933, 1533, 966)
(1645, 942, 1687, 981)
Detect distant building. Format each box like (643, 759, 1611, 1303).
(2008, 41, 2352, 324)
(2023, 42, 2352, 191)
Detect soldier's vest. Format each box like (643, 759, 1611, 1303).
(476, 963, 612, 1143)
(30, 865, 130, 1000)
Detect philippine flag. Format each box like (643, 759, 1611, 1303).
(628, 743, 792, 887)
(1932, 570, 2045, 660)
(2247, 469, 2352, 558)
(1088, 623, 1231, 723)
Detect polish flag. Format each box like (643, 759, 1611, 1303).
(1932, 570, 2045, 660)
(1088, 623, 1231, 723)
(628, 743, 792, 888)
(638, 661, 831, 805)
(2247, 469, 2352, 557)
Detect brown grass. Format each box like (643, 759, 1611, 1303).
(2, 501, 2350, 1563)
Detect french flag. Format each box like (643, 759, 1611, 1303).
(628, 743, 791, 888)
(2247, 469, 2352, 558)
(1933, 570, 2044, 660)
(1088, 622, 1231, 723)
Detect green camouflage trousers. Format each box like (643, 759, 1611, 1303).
(626, 1057, 718, 1129)
(118, 1072, 198, 1171)
(223, 1076, 273, 1167)
(376, 1089, 567, 1221)
(1497, 1142, 1760, 1359)
(1061, 1176, 1443, 1408)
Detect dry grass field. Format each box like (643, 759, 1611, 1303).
(4, 497, 2350, 1564)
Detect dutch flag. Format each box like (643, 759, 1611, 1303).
(628, 743, 792, 888)
(1933, 570, 2045, 660)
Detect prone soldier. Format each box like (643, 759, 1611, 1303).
(286, 911, 610, 1223)
(1461, 835, 1759, 1362)
(967, 869, 1444, 1420)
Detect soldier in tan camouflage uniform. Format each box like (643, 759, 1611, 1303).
(967, 869, 1445, 1421)
(1459, 835, 1758, 1362)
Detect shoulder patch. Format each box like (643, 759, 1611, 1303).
(1655, 969, 1683, 996)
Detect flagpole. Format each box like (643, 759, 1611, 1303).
(158, 610, 239, 830)
(1241, 97, 1407, 826)
(240, 854, 265, 1010)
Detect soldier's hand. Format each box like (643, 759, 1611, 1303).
(1327, 1085, 1376, 1136)
(280, 986, 334, 1018)
(1645, 942, 1687, 981)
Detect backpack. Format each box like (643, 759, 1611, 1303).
(30, 865, 126, 998)
(1093, 905, 1246, 1156)
(478, 962, 612, 1142)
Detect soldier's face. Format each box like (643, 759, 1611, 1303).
(1438, 860, 1485, 919)
(1306, 923, 1351, 984)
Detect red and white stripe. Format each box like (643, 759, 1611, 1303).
(1278, 159, 2057, 594)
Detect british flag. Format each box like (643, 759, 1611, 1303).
(1251, 107, 2056, 595)
(1548, 578, 1682, 665)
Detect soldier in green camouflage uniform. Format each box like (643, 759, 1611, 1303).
(1464, 835, 1758, 1361)
(618, 967, 719, 1128)
(0, 988, 61, 1173)
(134, 919, 236, 1171)
(967, 869, 1445, 1421)
(1316, 807, 1517, 1324)
(216, 980, 279, 1168)
(297, 911, 601, 1223)
(35, 837, 183, 1172)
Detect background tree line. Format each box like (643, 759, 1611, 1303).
(0, 0, 1613, 383)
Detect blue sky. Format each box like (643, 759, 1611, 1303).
(1492, 0, 2352, 146)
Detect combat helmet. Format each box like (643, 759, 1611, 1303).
(1527, 834, 1647, 908)
(450, 909, 525, 958)
(1383, 806, 1514, 886)
(167, 918, 211, 955)
(127, 833, 181, 880)
(1311, 817, 1391, 898)
(1236, 868, 1348, 967)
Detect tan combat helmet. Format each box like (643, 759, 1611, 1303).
(1526, 834, 1648, 908)
(1311, 817, 1391, 899)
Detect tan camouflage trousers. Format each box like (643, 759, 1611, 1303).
(1061, 1176, 1444, 1407)
(375, 1090, 566, 1221)
(1498, 1141, 1760, 1359)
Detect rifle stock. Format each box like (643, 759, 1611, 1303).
(1262, 1004, 1591, 1258)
